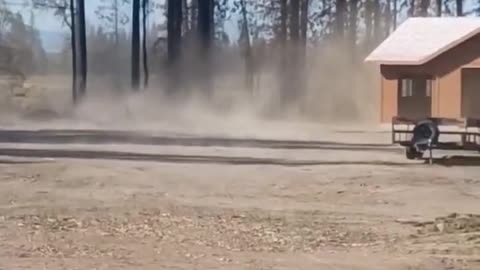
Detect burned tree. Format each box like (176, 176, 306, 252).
(239, 0, 254, 93)
(349, 0, 358, 61)
(131, 0, 141, 90)
(76, 0, 87, 98)
(300, 0, 309, 47)
(70, 0, 77, 102)
(419, 0, 430, 16)
(335, 0, 346, 38)
(33, 0, 80, 102)
(436, 0, 442, 16)
(196, 0, 214, 96)
(142, 0, 149, 88)
(167, 0, 183, 94)
(456, 0, 463, 16)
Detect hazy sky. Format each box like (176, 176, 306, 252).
(9, 0, 480, 34)
(9, 0, 158, 33)
(3, 0, 242, 52)
(6, 0, 478, 52)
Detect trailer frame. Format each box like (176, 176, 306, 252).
(392, 116, 480, 162)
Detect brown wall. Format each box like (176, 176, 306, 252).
(437, 70, 462, 118)
(378, 33, 480, 122)
(380, 77, 397, 122)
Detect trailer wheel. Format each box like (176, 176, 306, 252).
(406, 146, 422, 160)
(412, 119, 440, 146)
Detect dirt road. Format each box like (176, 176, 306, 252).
(0, 126, 479, 269)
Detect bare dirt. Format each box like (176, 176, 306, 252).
(0, 122, 479, 270)
(0, 77, 477, 269)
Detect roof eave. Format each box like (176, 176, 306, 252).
(364, 25, 480, 67)
(364, 59, 423, 65)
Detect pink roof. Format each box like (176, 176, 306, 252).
(365, 17, 480, 65)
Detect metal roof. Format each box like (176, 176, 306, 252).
(365, 17, 480, 65)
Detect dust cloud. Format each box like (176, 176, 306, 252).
(0, 39, 380, 139)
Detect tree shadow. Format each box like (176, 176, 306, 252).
(334, 130, 390, 134)
(0, 147, 415, 167)
(0, 129, 397, 152)
(0, 158, 51, 164)
(427, 155, 480, 167)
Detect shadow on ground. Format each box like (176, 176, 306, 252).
(0, 148, 416, 167)
(0, 129, 397, 152)
(428, 156, 480, 167)
(0, 158, 50, 164)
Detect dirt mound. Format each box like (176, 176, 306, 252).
(413, 213, 480, 234)
(431, 213, 480, 233)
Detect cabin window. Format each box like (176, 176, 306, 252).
(401, 79, 413, 97)
(400, 78, 432, 97)
(426, 79, 432, 97)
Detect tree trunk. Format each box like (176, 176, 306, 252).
(300, 0, 309, 65)
(142, 0, 149, 88)
(239, 0, 253, 92)
(209, 0, 214, 41)
(373, 0, 381, 45)
(280, 0, 287, 44)
(393, 0, 397, 29)
(456, 0, 463, 16)
(197, 0, 213, 95)
(114, 0, 119, 46)
(298, 0, 309, 111)
(290, 0, 300, 42)
(190, 0, 197, 32)
(436, 0, 442, 16)
(300, 0, 309, 45)
(365, 0, 372, 49)
(385, 0, 392, 37)
(287, 0, 301, 106)
(419, 0, 430, 16)
(76, 0, 87, 97)
(182, 0, 189, 34)
(348, 0, 358, 60)
(408, 0, 415, 16)
(198, 0, 212, 54)
(167, 0, 183, 94)
(131, 0, 141, 90)
(335, 0, 346, 38)
(277, 0, 289, 110)
(70, 0, 77, 103)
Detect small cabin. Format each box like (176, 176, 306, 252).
(365, 17, 480, 123)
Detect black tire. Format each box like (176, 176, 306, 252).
(406, 146, 422, 160)
(412, 119, 440, 146)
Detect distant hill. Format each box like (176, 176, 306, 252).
(38, 30, 67, 53)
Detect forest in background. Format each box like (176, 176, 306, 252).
(0, 0, 473, 122)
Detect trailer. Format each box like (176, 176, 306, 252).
(391, 116, 480, 163)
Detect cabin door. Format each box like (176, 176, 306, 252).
(397, 78, 432, 119)
(461, 68, 480, 118)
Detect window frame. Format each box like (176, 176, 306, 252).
(400, 78, 413, 97)
(426, 79, 432, 97)
(399, 76, 433, 98)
